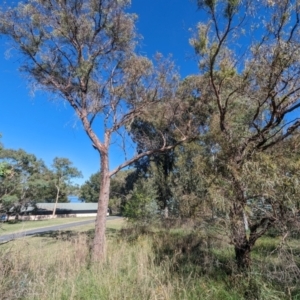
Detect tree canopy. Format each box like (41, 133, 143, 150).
(51, 157, 82, 216)
(188, 0, 300, 269)
(0, 143, 81, 215)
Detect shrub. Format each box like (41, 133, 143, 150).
(123, 178, 159, 225)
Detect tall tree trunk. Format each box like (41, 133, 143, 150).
(92, 152, 110, 261)
(230, 202, 251, 270)
(234, 239, 251, 270)
(52, 185, 60, 217)
(164, 206, 169, 219)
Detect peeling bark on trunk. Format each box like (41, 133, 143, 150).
(243, 211, 249, 231)
(230, 201, 252, 270)
(231, 204, 276, 270)
(228, 173, 253, 270)
(92, 152, 110, 262)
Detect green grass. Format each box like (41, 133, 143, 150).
(71, 217, 125, 232)
(0, 217, 96, 235)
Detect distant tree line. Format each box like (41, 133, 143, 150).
(0, 138, 81, 217)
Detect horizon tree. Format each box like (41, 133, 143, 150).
(51, 157, 82, 216)
(0, 147, 46, 215)
(0, 144, 81, 212)
(0, 0, 195, 260)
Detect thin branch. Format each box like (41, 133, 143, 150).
(109, 136, 191, 177)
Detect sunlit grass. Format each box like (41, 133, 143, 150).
(71, 217, 125, 232)
(0, 217, 96, 235)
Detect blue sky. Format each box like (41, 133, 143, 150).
(0, 0, 201, 185)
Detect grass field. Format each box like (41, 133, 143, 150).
(0, 219, 299, 300)
(0, 217, 96, 235)
(71, 217, 124, 232)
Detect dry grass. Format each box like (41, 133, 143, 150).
(0, 235, 183, 299)
(0, 220, 299, 300)
(0, 222, 233, 300)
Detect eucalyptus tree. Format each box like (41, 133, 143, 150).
(80, 172, 101, 203)
(0, 0, 194, 260)
(127, 74, 212, 218)
(190, 0, 300, 269)
(123, 150, 175, 218)
(51, 157, 82, 216)
(0, 148, 45, 214)
(0, 147, 79, 213)
(168, 142, 211, 219)
(80, 169, 134, 215)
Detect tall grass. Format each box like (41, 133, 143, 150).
(0, 222, 299, 299)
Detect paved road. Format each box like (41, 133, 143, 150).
(0, 216, 120, 243)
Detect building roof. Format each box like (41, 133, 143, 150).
(20, 202, 98, 213)
(36, 203, 98, 211)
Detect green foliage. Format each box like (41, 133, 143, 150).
(0, 147, 47, 212)
(1, 0, 300, 272)
(50, 157, 82, 215)
(80, 172, 100, 203)
(80, 170, 135, 206)
(224, 0, 239, 18)
(0, 145, 82, 214)
(51, 157, 82, 198)
(197, 0, 239, 18)
(197, 0, 217, 11)
(0, 162, 9, 177)
(190, 24, 208, 55)
(124, 178, 159, 224)
(170, 143, 211, 218)
(133, 153, 175, 217)
(188, 0, 300, 270)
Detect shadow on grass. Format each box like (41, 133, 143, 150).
(34, 230, 79, 241)
(118, 224, 235, 277)
(169, 231, 300, 299)
(118, 222, 297, 299)
(153, 231, 235, 276)
(7, 219, 24, 225)
(33, 227, 119, 242)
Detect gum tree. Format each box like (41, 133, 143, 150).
(0, 148, 46, 215)
(191, 0, 300, 269)
(0, 0, 193, 260)
(51, 157, 82, 216)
